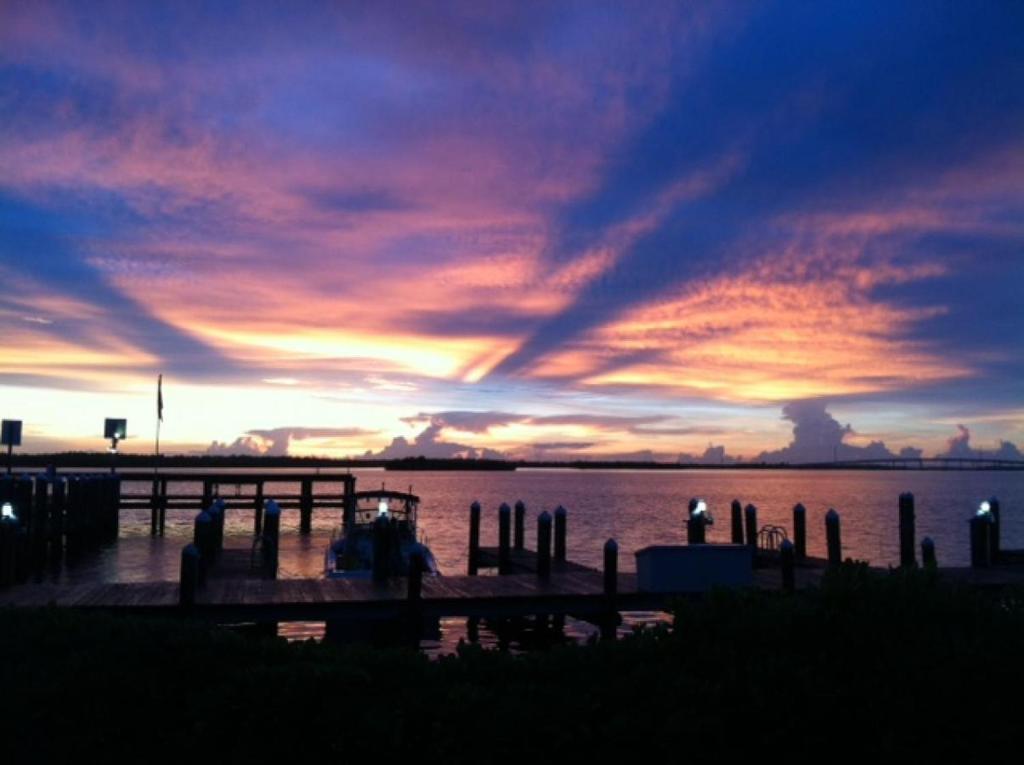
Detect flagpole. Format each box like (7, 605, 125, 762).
(154, 374, 163, 478)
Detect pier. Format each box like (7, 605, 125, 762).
(2, 472, 1023, 642)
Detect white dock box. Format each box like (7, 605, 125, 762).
(634, 544, 753, 592)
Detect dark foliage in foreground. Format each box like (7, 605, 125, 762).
(2, 564, 1022, 760)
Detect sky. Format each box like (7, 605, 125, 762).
(1, 1, 1023, 463)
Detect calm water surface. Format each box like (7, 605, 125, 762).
(36, 468, 1024, 654)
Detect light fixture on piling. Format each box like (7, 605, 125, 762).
(378, 498, 389, 517)
(977, 500, 992, 516)
(1, 502, 15, 521)
(692, 499, 708, 517)
(104, 418, 127, 454)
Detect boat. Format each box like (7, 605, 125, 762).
(324, 488, 440, 579)
(323, 487, 442, 644)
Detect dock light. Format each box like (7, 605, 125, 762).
(378, 499, 389, 517)
(978, 500, 992, 516)
(1, 502, 15, 521)
(693, 500, 708, 517)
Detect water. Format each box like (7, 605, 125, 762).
(32, 468, 1024, 653)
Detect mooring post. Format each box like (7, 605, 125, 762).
(969, 512, 992, 569)
(554, 505, 567, 563)
(156, 479, 166, 536)
(687, 498, 706, 544)
(731, 500, 743, 544)
(150, 478, 160, 536)
(407, 549, 424, 603)
(514, 500, 525, 550)
(211, 498, 226, 555)
(537, 511, 552, 580)
(602, 538, 619, 641)
(262, 500, 280, 579)
(201, 479, 213, 512)
(49, 478, 65, 558)
(780, 539, 795, 592)
(31, 476, 49, 567)
(744, 503, 758, 553)
(498, 503, 512, 575)
(253, 481, 265, 536)
(64, 476, 80, 554)
(921, 537, 936, 569)
(14, 478, 31, 533)
(300, 478, 313, 534)
(407, 548, 425, 641)
(193, 511, 213, 582)
(468, 501, 481, 575)
(988, 497, 1001, 564)
(0, 515, 17, 587)
(825, 509, 842, 567)
(898, 493, 916, 568)
(179, 543, 200, 608)
(109, 474, 121, 540)
(793, 503, 807, 560)
(372, 514, 390, 582)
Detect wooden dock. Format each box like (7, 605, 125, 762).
(2, 485, 1022, 643)
(0, 568, 826, 621)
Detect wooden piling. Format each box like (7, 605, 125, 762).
(731, 499, 743, 544)
(825, 509, 842, 567)
(179, 543, 200, 608)
(65, 477, 81, 553)
(468, 501, 481, 575)
(744, 503, 758, 552)
(988, 497, 1001, 564)
(372, 514, 390, 582)
(498, 503, 511, 575)
(921, 537, 936, 569)
(107, 475, 121, 540)
(210, 498, 225, 555)
(150, 479, 160, 536)
(0, 516, 17, 586)
(898, 492, 916, 568)
(193, 511, 213, 582)
(780, 539, 795, 592)
(262, 500, 281, 579)
(299, 478, 313, 534)
(253, 481, 265, 536)
(537, 512, 552, 580)
(554, 505, 567, 563)
(407, 549, 425, 640)
(793, 503, 807, 560)
(158, 478, 167, 535)
(14, 478, 31, 533)
(514, 500, 525, 550)
(201, 479, 213, 512)
(602, 538, 618, 641)
(687, 498, 706, 544)
(31, 477, 49, 566)
(969, 513, 991, 569)
(49, 478, 65, 557)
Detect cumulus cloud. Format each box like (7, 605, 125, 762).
(206, 427, 377, 457)
(367, 420, 506, 460)
(757, 400, 900, 464)
(678, 444, 741, 465)
(937, 425, 1022, 460)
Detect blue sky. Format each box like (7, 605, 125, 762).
(1, 1, 1022, 461)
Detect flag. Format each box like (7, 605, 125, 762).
(157, 374, 164, 422)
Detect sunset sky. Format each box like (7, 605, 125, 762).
(1, 1, 1022, 462)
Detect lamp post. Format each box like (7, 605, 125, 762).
(104, 419, 127, 474)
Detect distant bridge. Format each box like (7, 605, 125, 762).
(800, 457, 1024, 471)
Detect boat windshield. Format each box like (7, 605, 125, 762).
(348, 490, 419, 529)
